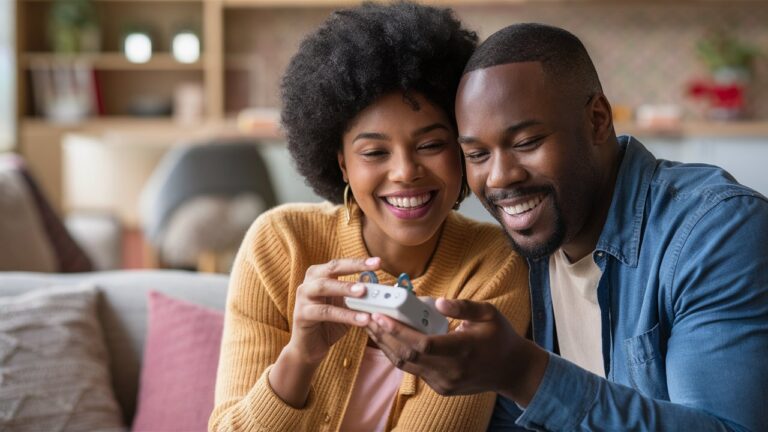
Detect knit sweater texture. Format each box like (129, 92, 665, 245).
(210, 202, 530, 431)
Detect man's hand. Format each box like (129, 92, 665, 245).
(366, 298, 549, 406)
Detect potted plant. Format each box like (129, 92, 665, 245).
(48, 0, 100, 54)
(697, 31, 758, 78)
(688, 31, 760, 120)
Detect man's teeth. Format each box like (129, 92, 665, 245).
(502, 195, 544, 216)
(385, 193, 432, 209)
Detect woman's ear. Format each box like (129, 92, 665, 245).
(337, 151, 348, 182)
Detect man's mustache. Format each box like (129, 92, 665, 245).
(484, 186, 553, 205)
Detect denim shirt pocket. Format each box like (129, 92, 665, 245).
(623, 323, 669, 400)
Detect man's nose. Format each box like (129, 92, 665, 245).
(487, 153, 528, 188)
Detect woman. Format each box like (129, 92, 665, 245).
(210, 3, 529, 431)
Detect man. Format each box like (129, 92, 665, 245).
(366, 23, 768, 430)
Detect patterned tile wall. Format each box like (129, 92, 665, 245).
(229, 1, 768, 119)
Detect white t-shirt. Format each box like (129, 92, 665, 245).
(548, 248, 605, 377)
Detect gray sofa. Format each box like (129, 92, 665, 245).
(0, 269, 229, 426)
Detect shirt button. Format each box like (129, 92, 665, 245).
(343, 357, 350, 368)
(597, 252, 604, 257)
(324, 413, 331, 423)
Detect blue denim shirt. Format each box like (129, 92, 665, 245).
(490, 136, 768, 431)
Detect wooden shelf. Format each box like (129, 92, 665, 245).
(220, 0, 537, 7)
(22, 116, 213, 132)
(22, 116, 750, 141)
(20, 115, 283, 140)
(23, 117, 752, 140)
(21, 0, 202, 3)
(23, 115, 173, 127)
(23, 52, 204, 71)
(222, 0, 354, 7)
(614, 120, 768, 138)
(221, 0, 760, 7)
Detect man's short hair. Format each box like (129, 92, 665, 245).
(465, 23, 602, 96)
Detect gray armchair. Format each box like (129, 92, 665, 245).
(139, 141, 277, 272)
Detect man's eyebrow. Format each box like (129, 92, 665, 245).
(458, 119, 543, 145)
(505, 119, 543, 134)
(352, 132, 390, 143)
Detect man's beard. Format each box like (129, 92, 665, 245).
(483, 186, 566, 260)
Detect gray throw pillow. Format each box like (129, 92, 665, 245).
(0, 169, 57, 272)
(0, 285, 125, 432)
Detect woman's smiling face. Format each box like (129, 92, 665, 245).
(338, 91, 463, 248)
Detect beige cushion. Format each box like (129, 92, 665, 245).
(0, 285, 124, 431)
(0, 169, 56, 272)
(160, 193, 265, 267)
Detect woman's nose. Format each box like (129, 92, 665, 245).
(389, 151, 423, 183)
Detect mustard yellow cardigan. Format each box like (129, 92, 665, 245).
(210, 202, 530, 431)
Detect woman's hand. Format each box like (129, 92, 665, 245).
(288, 256, 381, 364)
(269, 256, 380, 408)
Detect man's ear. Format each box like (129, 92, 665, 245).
(589, 93, 613, 144)
(337, 151, 348, 182)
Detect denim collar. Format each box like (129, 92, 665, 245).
(594, 135, 656, 267)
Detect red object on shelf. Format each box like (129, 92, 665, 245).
(687, 78, 745, 112)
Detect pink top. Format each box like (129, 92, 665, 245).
(338, 346, 404, 432)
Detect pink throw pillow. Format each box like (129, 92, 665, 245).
(132, 291, 224, 432)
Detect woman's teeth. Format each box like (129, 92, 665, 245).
(502, 195, 544, 216)
(385, 193, 432, 209)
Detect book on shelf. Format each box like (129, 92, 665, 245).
(28, 58, 103, 123)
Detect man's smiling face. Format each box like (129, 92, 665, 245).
(456, 62, 601, 259)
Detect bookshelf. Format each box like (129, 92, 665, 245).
(15, 0, 219, 209)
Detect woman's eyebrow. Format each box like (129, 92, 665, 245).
(412, 123, 450, 137)
(352, 132, 390, 144)
(352, 123, 449, 144)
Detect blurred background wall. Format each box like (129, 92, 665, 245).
(235, 2, 768, 118)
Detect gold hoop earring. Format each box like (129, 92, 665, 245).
(344, 183, 353, 224)
(453, 181, 470, 210)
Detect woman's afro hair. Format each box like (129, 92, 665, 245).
(280, 1, 477, 203)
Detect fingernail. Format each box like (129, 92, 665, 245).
(365, 257, 380, 266)
(355, 313, 369, 322)
(350, 284, 364, 293)
(436, 298, 455, 314)
(375, 316, 389, 330)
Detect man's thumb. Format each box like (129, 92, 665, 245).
(436, 298, 496, 321)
